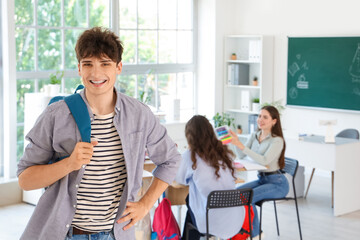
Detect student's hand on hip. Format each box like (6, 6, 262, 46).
(117, 201, 148, 230)
(67, 141, 98, 171)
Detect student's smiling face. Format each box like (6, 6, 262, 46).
(78, 55, 122, 98)
(257, 109, 277, 131)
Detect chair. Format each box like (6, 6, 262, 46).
(186, 188, 253, 240)
(304, 128, 360, 207)
(255, 157, 302, 240)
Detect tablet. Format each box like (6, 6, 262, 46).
(215, 126, 232, 144)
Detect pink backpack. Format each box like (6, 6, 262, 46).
(152, 198, 181, 240)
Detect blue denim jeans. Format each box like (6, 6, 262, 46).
(237, 173, 289, 237)
(65, 227, 115, 240)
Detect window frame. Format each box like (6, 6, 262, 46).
(2, 0, 17, 179)
(114, 0, 197, 113)
(0, 0, 3, 178)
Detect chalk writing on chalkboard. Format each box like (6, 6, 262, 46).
(287, 54, 309, 99)
(349, 43, 360, 96)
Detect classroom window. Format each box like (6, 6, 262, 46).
(10, 0, 196, 174)
(118, 0, 195, 115)
(15, 0, 109, 163)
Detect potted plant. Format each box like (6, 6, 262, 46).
(45, 71, 64, 96)
(261, 99, 286, 115)
(252, 76, 258, 86)
(236, 124, 243, 134)
(212, 112, 235, 128)
(138, 90, 152, 104)
(252, 98, 260, 112)
(231, 53, 237, 60)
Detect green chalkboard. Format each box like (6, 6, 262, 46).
(287, 37, 360, 111)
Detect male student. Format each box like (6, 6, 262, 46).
(17, 27, 181, 240)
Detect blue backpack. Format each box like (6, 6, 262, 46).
(48, 85, 91, 163)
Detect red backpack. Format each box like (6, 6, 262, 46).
(228, 205, 255, 240)
(152, 198, 181, 240)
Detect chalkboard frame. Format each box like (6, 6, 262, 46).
(286, 36, 360, 113)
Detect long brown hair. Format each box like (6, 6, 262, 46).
(185, 115, 236, 179)
(260, 105, 286, 169)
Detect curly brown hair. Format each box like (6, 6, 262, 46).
(185, 115, 236, 179)
(75, 27, 123, 64)
(260, 105, 286, 169)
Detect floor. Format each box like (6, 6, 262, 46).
(1, 174, 360, 240)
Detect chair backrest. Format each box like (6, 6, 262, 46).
(206, 188, 253, 210)
(283, 157, 299, 200)
(336, 128, 360, 140)
(283, 157, 299, 178)
(205, 188, 253, 239)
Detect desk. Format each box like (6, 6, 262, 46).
(286, 136, 360, 216)
(144, 159, 156, 172)
(234, 158, 268, 171)
(165, 182, 189, 205)
(143, 160, 189, 205)
(234, 158, 269, 186)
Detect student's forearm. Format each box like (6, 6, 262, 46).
(234, 141, 245, 150)
(18, 158, 73, 191)
(139, 177, 169, 211)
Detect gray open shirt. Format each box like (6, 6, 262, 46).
(17, 89, 181, 240)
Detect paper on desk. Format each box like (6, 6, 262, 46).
(234, 157, 267, 171)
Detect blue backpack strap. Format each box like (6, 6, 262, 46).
(48, 95, 65, 105)
(64, 93, 91, 143)
(74, 84, 85, 92)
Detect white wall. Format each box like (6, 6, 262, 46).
(214, 0, 237, 114)
(197, 0, 236, 117)
(197, 0, 216, 117)
(226, 0, 360, 136)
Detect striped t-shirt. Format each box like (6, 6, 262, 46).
(72, 112, 127, 232)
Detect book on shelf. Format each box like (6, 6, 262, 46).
(249, 40, 261, 62)
(240, 90, 251, 111)
(228, 64, 235, 85)
(227, 63, 249, 85)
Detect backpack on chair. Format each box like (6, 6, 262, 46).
(228, 205, 254, 240)
(152, 198, 181, 240)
